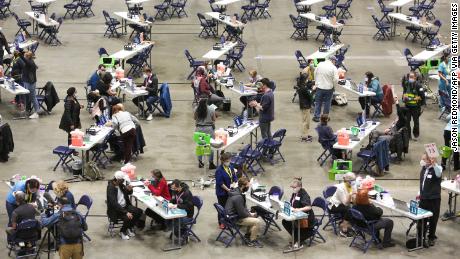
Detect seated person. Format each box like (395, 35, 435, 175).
(358, 71, 383, 117)
(353, 189, 395, 248)
(52, 180, 76, 209)
(132, 67, 159, 121)
(89, 64, 106, 91)
(194, 67, 224, 105)
(6, 191, 40, 242)
(96, 72, 120, 107)
(225, 177, 264, 248)
(316, 114, 345, 159)
(144, 170, 171, 230)
(107, 171, 143, 240)
(245, 70, 263, 87)
(282, 178, 315, 249)
(168, 180, 194, 239)
(329, 172, 356, 237)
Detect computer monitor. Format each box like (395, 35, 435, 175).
(428, 59, 440, 67)
(100, 57, 115, 68)
(233, 116, 243, 127)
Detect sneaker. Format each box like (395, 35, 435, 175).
(292, 242, 304, 250)
(29, 113, 39, 119)
(301, 136, 313, 142)
(249, 240, 264, 248)
(312, 117, 320, 122)
(127, 228, 136, 237)
(146, 113, 153, 121)
(120, 232, 130, 240)
(198, 161, 204, 168)
(428, 238, 436, 246)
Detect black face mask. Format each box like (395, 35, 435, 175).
(242, 186, 249, 193)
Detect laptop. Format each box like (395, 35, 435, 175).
(269, 198, 283, 212)
(233, 116, 243, 128)
(393, 198, 409, 212)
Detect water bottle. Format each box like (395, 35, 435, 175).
(358, 83, 363, 94)
(220, 35, 225, 45)
(239, 81, 244, 93)
(11, 79, 16, 91)
(359, 128, 365, 138)
(243, 109, 248, 124)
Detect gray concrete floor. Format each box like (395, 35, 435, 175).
(0, 0, 459, 258)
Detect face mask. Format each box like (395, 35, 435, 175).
(143, 74, 148, 79)
(409, 79, 415, 83)
(242, 186, 249, 193)
(292, 187, 301, 193)
(207, 65, 212, 71)
(223, 161, 230, 167)
(364, 78, 368, 82)
(420, 160, 426, 167)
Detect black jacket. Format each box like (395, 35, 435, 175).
(43, 81, 60, 112)
(289, 188, 315, 227)
(106, 181, 133, 221)
(170, 184, 194, 218)
(59, 96, 81, 133)
(143, 74, 159, 97)
(18, 56, 38, 84)
(0, 123, 14, 162)
(353, 204, 383, 227)
(0, 32, 11, 58)
(420, 166, 442, 200)
(297, 85, 313, 110)
(225, 188, 250, 219)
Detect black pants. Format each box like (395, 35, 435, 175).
(330, 204, 351, 221)
(358, 96, 382, 117)
(442, 130, 460, 170)
(117, 205, 143, 233)
(217, 195, 228, 224)
(281, 220, 314, 243)
(121, 128, 136, 164)
(373, 218, 393, 244)
(406, 106, 420, 138)
(145, 208, 166, 227)
(417, 198, 441, 240)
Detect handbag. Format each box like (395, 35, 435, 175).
(299, 218, 309, 228)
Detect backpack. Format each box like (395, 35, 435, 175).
(84, 161, 104, 181)
(57, 210, 83, 242)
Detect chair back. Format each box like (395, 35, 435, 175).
(77, 194, 93, 218)
(184, 49, 195, 64)
(349, 208, 377, 235)
(192, 196, 203, 222)
(30, 42, 39, 54)
(332, 0, 339, 6)
(50, 12, 56, 20)
(268, 186, 284, 199)
(272, 128, 286, 142)
(295, 50, 308, 68)
(315, 127, 336, 149)
(322, 185, 337, 199)
(433, 19, 441, 29)
(289, 14, 298, 26)
(12, 12, 19, 22)
(311, 197, 327, 224)
(239, 144, 251, 157)
(98, 47, 109, 57)
(377, 0, 385, 10)
(197, 13, 207, 25)
(255, 138, 268, 152)
(403, 48, 413, 60)
(214, 203, 238, 227)
(102, 10, 110, 21)
(15, 219, 41, 242)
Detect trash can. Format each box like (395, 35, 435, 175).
(222, 98, 231, 112)
(72, 159, 83, 176)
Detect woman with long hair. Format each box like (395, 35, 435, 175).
(194, 98, 217, 169)
(59, 87, 83, 145)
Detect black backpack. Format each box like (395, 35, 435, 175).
(57, 210, 83, 242)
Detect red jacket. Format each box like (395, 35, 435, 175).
(382, 84, 394, 117)
(147, 178, 171, 200)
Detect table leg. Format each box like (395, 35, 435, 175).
(442, 192, 459, 220)
(12, 93, 28, 120)
(163, 218, 182, 251)
(123, 19, 127, 35)
(283, 220, 303, 253)
(409, 218, 425, 251)
(391, 17, 396, 37)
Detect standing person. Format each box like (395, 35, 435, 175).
(194, 98, 217, 169)
(438, 55, 450, 109)
(106, 171, 143, 240)
(402, 71, 424, 140)
(109, 104, 138, 165)
(418, 153, 442, 247)
(358, 71, 383, 117)
(281, 177, 315, 249)
(353, 189, 395, 248)
(301, 59, 315, 83)
(225, 177, 264, 248)
(58, 205, 88, 259)
(215, 152, 238, 229)
(297, 73, 314, 142)
(441, 113, 459, 171)
(312, 56, 339, 122)
(5, 178, 40, 225)
(0, 30, 11, 65)
(59, 87, 83, 146)
(132, 67, 159, 121)
(249, 78, 275, 139)
(18, 51, 40, 119)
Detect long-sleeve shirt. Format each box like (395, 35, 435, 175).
(314, 60, 338, 90)
(171, 188, 194, 218)
(329, 183, 351, 207)
(367, 78, 383, 98)
(18, 56, 38, 84)
(215, 165, 237, 197)
(111, 111, 138, 134)
(147, 177, 171, 200)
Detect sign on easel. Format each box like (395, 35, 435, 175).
(424, 143, 439, 158)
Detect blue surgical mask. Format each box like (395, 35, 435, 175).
(409, 79, 415, 83)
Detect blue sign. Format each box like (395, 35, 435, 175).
(283, 201, 291, 216)
(162, 200, 169, 214)
(409, 200, 418, 215)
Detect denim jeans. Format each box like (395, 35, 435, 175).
(313, 88, 334, 118)
(146, 96, 159, 112)
(198, 150, 214, 164)
(24, 81, 39, 112)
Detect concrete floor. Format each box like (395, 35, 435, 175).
(0, 0, 459, 258)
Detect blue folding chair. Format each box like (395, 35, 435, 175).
(403, 48, 424, 72)
(322, 186, 342, 235)
(308, 197, 327, 246)
(409, 0, 426, 17)
(322, 0, 339, 17)
(226, 43, 246, 72)
(241, 0, 258, 21)
(197, 12, 217, 38)
(185, 49, 206, 80)
(295, 50, 308, 69)
(28, 0, 45, 14)
(180, 196, 203, 243)
(230, 144, 251, 178)
(371, 15, 390, 41)
(52, 146, 75, 171)
(63, 0, 79, 19)
(315, 127, 337, 166)
(90, 129, 114, 168)
(214, 203, 249, 247)
(102, 10, 121, 38)
(337, 0, 353, 19)
(377, 0, 394, 23)
(76, 195, 93, 241)
(294, 0, 309, 14)
(171, 0, 188, 18)
(0, 0, 12, 18)
(44, 17, 63, 46)
(154, 0, 172, 20)
(209, 0, 226, 13)
(349, 208, 382, 253)
(289, 14, 308, 40)
(405, 23, 422, 43)
(256, 0, 271, 19)
(420, 0, 436, 20)
(262, 129, 286, 164)
(244, 139, 266, 175)
(421, 19, 441, 46)
(78, 0, 95, 17)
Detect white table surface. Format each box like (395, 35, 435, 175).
(205, 12, 245, 28)
(441, 180, 460, 195)
(411, 45, 451, 61)
(340, 80, 377, 97)
(110, 42, 153, 60)
(371, 199, 433, 221)
(333, 121, 380, 150)
(25, 11, 59, 26)
(228, 86, 258, 96)
(132, 187, 187, 220)
(122, 86, 149, 98)
(389, 0, 413, 7)
(213, 0, 242, 5)
(0, 80, 30, 95)
(388, 13, 433, 28)
(213, 122, 259, 151)
(202, 41, 238, 60)
(246, 194, 309, 222)
(300, 13, 344, 29)
(35, 0, 57, 4)
(69, 126, 113, 151)
(127, 0, 151, 4)
(113, 12, 153, 27)
(297, 0, 326, 6)
(305, 43, 344, 60)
